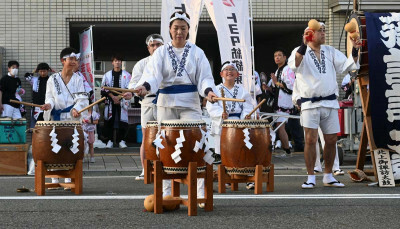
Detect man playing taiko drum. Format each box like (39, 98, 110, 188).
(288, 22, 361, 189)
(41, 47, 89, 188)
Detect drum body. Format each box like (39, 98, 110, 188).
(144, 121, 158, 161)
(32, 121, 84, 166)
(221, 119, 271, 175)
(346, 13, 368, 76)
(159, 120, 206, 174)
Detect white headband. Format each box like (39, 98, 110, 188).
(147, 37, 164, 46)
(221, 62, 238, 72)
(170, 12, 190, 25)
(63, 52, 80, 60)
(305, 22, 325, 31)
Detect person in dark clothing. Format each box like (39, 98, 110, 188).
(0, 60, 24, 119)
(25, 63, 51, 127)
(100, 54, 132, 148)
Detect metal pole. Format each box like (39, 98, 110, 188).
(249, 0, 257, 119)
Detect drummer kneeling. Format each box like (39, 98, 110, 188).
(206, 61, 255, 189)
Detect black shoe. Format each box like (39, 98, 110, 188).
(212, 153, 221, 164)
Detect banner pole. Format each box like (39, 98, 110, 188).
(249, 0, 257, 119)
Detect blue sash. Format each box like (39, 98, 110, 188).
(300, 94, 336, 103)
(152, 85, 197, 104)
(51, 104, 74, 121)
(228, 113, 241, 118)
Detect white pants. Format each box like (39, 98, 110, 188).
(1, 104, 22, 119)
(314, 128, 340, 171)
(157, 106, 204, 198)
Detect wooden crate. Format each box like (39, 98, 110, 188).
(0, 144, 29, 175)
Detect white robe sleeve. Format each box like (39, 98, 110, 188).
(332, 47, 360, 74)
(288, 47, 303, 72)
(240, 91, 254, 119)
(196, 49, 216, 97)
(292, 79, 301, 106)
(71, 76, 89, 115)
(138, 48, 164, 94)
(129, 59, 145, 89)
(43, 76, 55, 121)
(45, 76, 55, 110)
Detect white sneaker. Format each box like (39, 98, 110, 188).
(106, 140, 113, 148)
(275, 140, 282, 149)
(119, 140, 127, 148)
(93, 140, 106, 148)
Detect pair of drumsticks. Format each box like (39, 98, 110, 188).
(219, 88, 265, 119)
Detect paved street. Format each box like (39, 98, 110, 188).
(1, 147, 399, 228)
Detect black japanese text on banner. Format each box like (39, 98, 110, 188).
(161, 0, 205, 44)
(79, 26, 95, 101)
(365, 12, 400, 152)
(205, 0, 253, 93)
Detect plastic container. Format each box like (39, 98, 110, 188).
(0, 118, 27, 144)
(136, 124, 143, 143)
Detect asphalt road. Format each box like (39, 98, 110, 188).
(1, 170, 399, 228)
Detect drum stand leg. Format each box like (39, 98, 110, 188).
(254, 165, 263, 194)
(154, 160, 163, 214)
(187, 162, 197, 216)
(74, 160, 83, 195)
(204, 163, 213, 212)
(217, 164, 275, 195)
(218, 164, 226, 193)
(152, 161, 213, 216)
(144, 159, 153, 184)
(35, 160, 45, 196)
(267, 164, 274, 192)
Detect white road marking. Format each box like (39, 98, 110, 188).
(1, 194, 400, 200)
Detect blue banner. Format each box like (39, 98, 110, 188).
(366, 12, 400, 152)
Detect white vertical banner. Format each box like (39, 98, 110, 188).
(205, 0, 253, 93)
(79, 26, 95, 99)
(161, 0, 205, 44)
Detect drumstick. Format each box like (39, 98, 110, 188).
(220, 88, 227, 114)
(102, 86, 138, 94)
(214, 97, 245, 102)
(109, 89, 123, 96)
(245, 99, 266, 119)
(109, 89, 124, 100)
(9, 99, 42, 108)
(78, 97, 106, 114)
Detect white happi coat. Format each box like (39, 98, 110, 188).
(76, 71, 93, 94)
(206, 83, 254, 135)
(129, 56, 155, 106)
(101, 70, 131, 123)
(288, 45, 359, 110)
(267, 65, 295, 110)
(44, 72, 89, 121)
(138, 41, 216, 109)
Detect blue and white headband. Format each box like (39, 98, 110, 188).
(146, 37, 164, 46)
(221, 61, 238, 72)
(170, 12, 190, 25)
(62, 52, 80, 60)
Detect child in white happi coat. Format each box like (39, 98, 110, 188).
(82, 105, 100, 163)
(206, 61, 254, 155)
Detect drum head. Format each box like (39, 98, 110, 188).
(35, 121, 81, 127)
(145, 121, 158, 128)
(161, 119, 206, 127)
(222, 119, 270, 128)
